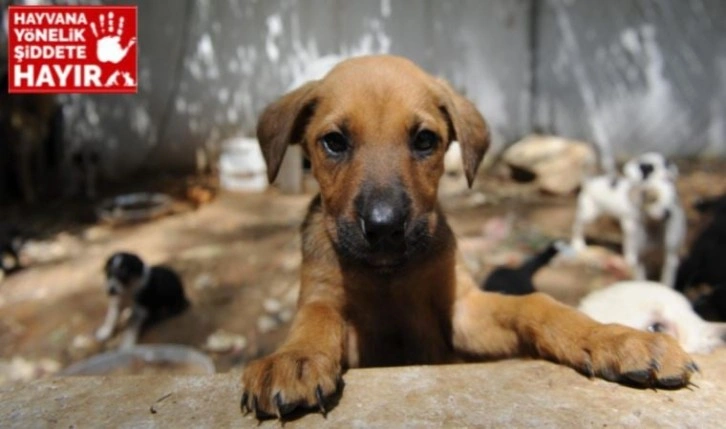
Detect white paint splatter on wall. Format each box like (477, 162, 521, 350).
(266, 14, 283, 63)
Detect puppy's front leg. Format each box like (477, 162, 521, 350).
(241, 298, 345, 419)
(119, 305, 148, 349)
(95, 295, 121, 341)
(453, 286, 697, 388)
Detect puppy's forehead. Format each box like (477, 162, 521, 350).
(324, 55, 435, 86)
(314, 58, 444, 135)
(320, 58, 439, 106)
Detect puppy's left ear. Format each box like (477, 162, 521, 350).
(436, 79, 490, 187)
(257, 81, 320, 183)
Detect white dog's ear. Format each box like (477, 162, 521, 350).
(435, 79, 490, 188)
(257, 81, 320, 183)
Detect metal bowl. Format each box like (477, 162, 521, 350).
(96, 192, 173, 224)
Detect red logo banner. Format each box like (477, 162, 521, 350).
(8, 5, 138, 94)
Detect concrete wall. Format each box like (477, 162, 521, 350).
(533, 0, 726, 172)
(3, 0, 725, 178)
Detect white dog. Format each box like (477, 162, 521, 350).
(579, 281, 726, 354)
(571, 153, 685, 287)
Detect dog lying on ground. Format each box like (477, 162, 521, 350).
(95, 252, 188, 349)
(481, 240, 569, 295)
(571, 153, 685, 287)
(240, 55, 696, 420)
(676, 193, 726, 320)
(579, 281, 726, 354)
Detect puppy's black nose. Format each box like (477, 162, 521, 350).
(361, 203, 406, 245)
(639, 162, 655, 180)
(356, 186, 410, 247)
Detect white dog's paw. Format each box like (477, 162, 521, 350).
(571, 238, 586, 253)
(119, 331, 138, 350)
(95, 326, 113, 342)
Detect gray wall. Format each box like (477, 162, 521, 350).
(534, 0, 726, 172)
(5, 0, 724, 178)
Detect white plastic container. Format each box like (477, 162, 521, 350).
(219, 137, 268, 192)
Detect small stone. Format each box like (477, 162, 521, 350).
(503, 135, 597, 195)
(179, 245, 224, 261)
(279, 253, 301, 272)
(257, 315, 279, 334)
(282, 283, 300, 305)
(71, 334, 94, 351)
(204, 330, 247, 353)
(83, 226, 111, 242)
(278, 308, 294, 323)
(194, 273, 217, 290)
(262, 298, 282, 314)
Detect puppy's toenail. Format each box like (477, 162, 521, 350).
(315, 385, 327, 417)
(241, 392, 249, 414)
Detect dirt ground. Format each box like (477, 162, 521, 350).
(1, 160, 725, 383)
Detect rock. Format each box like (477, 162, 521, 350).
(282, 282, 300, 305)
(502, 135, 597, 195)
(0, 357, 60, 384)
(82, 225, 111, 242)
(71, 334, 94, 351)
(262, 298, 282, 314)
(278, 253, 301, 272)
(179, 245, 225, 261)
(186, 185, 216, 208)
(22, 234, 81, 264)
(256, 315, 279, 334)
(278, 308, 294, 323)
(204, 330, 247, 353)
(5, 357, 726, 427)
(68, 334, 98, 361)
(193, 273, 218, 291)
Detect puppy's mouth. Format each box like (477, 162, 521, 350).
(106, 278, 125, 296)
(333, 215, 433, 271)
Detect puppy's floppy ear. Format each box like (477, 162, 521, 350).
(436, 79, 490, 187)
(256, 81, 319, 183)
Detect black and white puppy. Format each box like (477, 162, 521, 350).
(571, 152, 685, 287)
(96, 252, 189, 349)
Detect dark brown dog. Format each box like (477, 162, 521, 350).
(241, 55, 696, 419)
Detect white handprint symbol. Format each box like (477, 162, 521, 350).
(90, 11, 136, 64)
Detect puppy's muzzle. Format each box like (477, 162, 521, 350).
(106, 278, 124, 296)
(639, 162, 655, 180)
(360, 202, 407, 247)
(357, 186, 410, 250)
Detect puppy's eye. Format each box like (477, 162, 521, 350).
(320, 132, 349, 156)
(411, 130, 439, 155)
(647, 322, 666, 333)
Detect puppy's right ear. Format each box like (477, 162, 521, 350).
(257, 81, 320, 183)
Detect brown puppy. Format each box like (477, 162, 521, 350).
(241, 55, 696, 419)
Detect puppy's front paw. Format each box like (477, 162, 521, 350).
(582, 324, 698, 388)
(240, 350, 342, 420)
(95, 326, 112, 342)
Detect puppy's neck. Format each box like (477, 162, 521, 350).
(136, 263, 152, 291)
